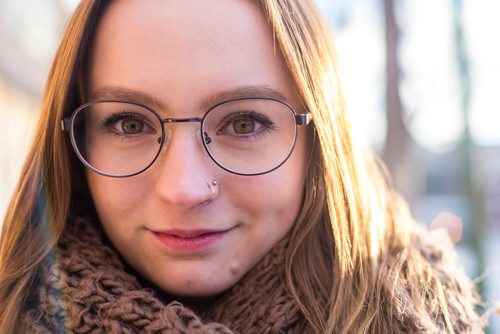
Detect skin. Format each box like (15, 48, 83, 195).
(86, 0, 308, 299)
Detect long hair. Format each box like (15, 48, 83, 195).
(0, 1, 480, 333)
(261, 1, 482, 333)
(0, 1, 106, 332)
(259, 1, 406, 331)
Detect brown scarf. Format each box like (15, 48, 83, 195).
(19, 218, 304, 333)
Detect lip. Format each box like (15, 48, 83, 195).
(151, 228, 232, 252)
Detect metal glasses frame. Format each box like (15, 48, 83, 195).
(61, 97, 311, 177)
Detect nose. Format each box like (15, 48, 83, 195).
(154, 127, 217, 208)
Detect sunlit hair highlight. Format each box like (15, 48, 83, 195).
(0, 2, 104, 332)
(260, 1, 482, 333)
(258, 1, 401, 332)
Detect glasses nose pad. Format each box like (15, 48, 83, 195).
(203, 131, 212, 145)
(161, 128, 172, 152)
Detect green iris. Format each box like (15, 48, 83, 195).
(233, 119, 255, 134)
(121, 119, 144, 134)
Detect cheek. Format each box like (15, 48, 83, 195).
(229, 133, 308, 224)
(220, 140, 307, 278)
(86, 172, 151, 220)
(233, 176, 302, 219)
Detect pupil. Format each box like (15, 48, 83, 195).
(234, 119, 254, 134)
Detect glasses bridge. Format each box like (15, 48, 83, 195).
(162, 117, 203, 124)
(61, 98, 311, 177)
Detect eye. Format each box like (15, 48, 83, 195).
(121, 118, 144, 134)
(101, 112, 155, 136)
(216, 111, 275, 137)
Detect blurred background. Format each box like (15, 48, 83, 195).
(0, 0, 498, 330)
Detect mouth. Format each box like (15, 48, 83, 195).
(151, 228, 233, 252)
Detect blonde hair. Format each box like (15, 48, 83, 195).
(260, 0, 405, 331)
(0, 1, 481, 333)
(262, 1, 482, 332)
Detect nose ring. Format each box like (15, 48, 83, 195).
(206, 180, 218, 202)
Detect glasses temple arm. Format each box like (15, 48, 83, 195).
(61, 118, 72, 131)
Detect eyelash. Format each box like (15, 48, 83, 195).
(101, 112, 154, 136)
(216, 111, 276, 137)
(98, 110, 276, 144)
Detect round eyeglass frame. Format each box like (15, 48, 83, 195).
(61, 97, 311, 177)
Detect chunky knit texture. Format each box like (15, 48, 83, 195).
(18, 218, 485, 333)
(19, 219, 303, 333)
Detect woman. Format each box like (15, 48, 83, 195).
(0, 0, 484, 332)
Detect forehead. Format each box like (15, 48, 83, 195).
(89, 0, 299, 111)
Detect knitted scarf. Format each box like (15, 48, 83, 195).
(18, 218, 486, 333)
(19, 218, 304, 333)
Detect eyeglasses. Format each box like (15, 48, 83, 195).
(61, 97, 311, 177)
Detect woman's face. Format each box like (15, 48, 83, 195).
(86, 0, 308, 297)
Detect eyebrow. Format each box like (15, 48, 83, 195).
(89, 86, 166, 111)
(201, 85, 289, 109)
(89, 85, 290, 113)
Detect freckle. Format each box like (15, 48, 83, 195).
(229, 262, 241, 276)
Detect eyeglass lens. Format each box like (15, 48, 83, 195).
(70, 99, 298, 177)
